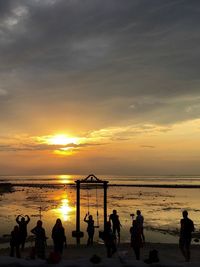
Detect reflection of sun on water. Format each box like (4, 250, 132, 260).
(58, 174, 72, 184)
(58, 198, 74, 222)
(51, 191, 75, 222)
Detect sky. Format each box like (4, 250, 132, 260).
(0, 0, 200, 176)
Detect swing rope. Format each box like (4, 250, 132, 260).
(87, 185, 90, 215)
(86, 184, 100, 228)
(96, 185, 99, 227)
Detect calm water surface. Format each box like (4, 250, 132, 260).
(0, 174, 200, 247)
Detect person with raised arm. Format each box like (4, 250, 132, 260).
(84, 214, 95, 246)
(16, 214, 30, 250)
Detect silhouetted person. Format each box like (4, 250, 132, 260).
(136, 210, 145, 243)
(109, 209, 121, 243)
(16, 214, 30, 250)
(52, 218, 66, 254)
(179, 210, 194, 262)
(84, 214, 95, 246)
(31, 220, 47, 259)
(10, 225, 21, 258)
(130, 220, 143, 260)
(104, 221, 117, 258)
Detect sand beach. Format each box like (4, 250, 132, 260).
(0, 242, 200, 267)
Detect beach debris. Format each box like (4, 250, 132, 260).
(117, 250, 128, 264)
(47, 251, 61, 264)
(144, 249, 159, 264)
(90, 254, 102, 264)
(0, 183, 14, 195)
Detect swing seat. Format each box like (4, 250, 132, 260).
(99, 230, 105, 240)
(72, 230, 84, 238)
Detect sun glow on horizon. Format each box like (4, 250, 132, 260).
(46, 134, 79, 145)
(35, 134, 82, 156)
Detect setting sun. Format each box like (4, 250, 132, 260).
(47, 134, 79, 145)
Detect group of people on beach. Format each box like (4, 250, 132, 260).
(83, 209, 145, 259)
(9, 209, 195, 263)
(10, 216, 66, 261)
(129, 209, 195, 263)
(85, 209, 194, 263)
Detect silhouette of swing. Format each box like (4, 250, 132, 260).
(72, 174, 109, 244)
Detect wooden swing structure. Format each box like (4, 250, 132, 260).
(72, 174, 109, 245)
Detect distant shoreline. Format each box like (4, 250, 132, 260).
(4, 183, 200, 188)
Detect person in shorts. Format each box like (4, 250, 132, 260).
(109, 210, 121, 243)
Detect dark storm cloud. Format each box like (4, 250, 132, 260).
(1, 0, 200, 126)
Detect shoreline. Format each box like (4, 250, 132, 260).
(4, 183, 200, 189)
(0, 242, 200, 266)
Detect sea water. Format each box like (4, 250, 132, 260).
(0, 174, 200, 247)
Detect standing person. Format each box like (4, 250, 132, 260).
(10, 225, 21, 258)
(109, 210, 121, 243)
(179, 210, 194, 262)
(16, 214, 30, 250)
(52, 218, 66, 254)
(31, 220, 47, 259)
(84, 214, 95, 246)
(104, 221, 117, 258)
(130, 220, 143, 260)
(136, 210, 145, 243)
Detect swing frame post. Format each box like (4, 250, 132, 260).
(72, 174, 109, 245)
(103, 181, 108, 231)
(76, 179, 81, 244)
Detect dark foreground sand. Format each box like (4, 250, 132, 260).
(0, 242, 200, 267)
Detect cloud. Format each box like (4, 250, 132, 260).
(0, 0, 200, 131)
(0, 134, 106, 153)
(0, 89, 7, 96)
(140, 145, 156, 149)
(85, 124, 171, 142)
(0, 123, 170, 152)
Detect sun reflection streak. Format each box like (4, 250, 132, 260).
(58, 174, 72, 184)
(58, 198, 74, 222)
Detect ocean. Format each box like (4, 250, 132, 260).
(0, 174, 200, 247)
